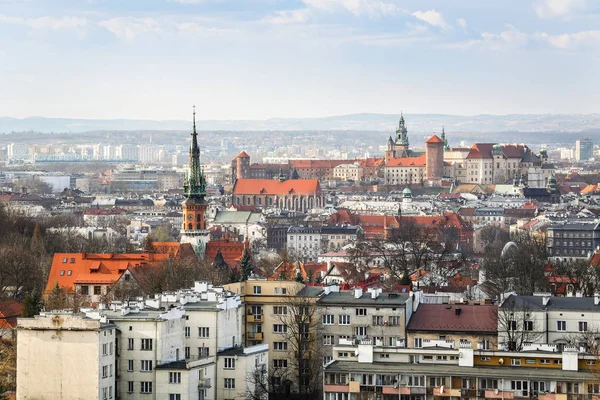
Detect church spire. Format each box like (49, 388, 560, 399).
(395, 111, 408, 148)
(183, 105, 206, 199)
(441, 125, 449, 151)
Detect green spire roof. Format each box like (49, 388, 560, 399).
(183, 105, 207, 199)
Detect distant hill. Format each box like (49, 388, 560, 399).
(2, 113, 600, 134)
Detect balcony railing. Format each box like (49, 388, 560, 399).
(248, 332, 263, 340)
(247, 314, 262, 323)
(198, 378, 211, 388)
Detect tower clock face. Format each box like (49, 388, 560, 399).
(188, 214, 193, 220)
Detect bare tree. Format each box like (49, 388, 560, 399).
(497, 298, 542, 351)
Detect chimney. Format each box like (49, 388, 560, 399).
(595, 293, 600, 306)
(543, 295, 550, 306)
(354, 287, 363, 299)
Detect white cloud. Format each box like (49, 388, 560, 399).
(412, 9, 448, 30)
(533, 0, 586, 18)
(301, 0, 401, 18)
(536, 30, 600, 48)
(264, 9, 312, 25)
(457, 18, 467, 31)
(448, 25, 528, 50)
(98, 17, 162, 40)
(175, 22, 240, 36)
(0, 14, 87, 30)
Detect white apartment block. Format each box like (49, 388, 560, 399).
(7, 142, 29, 160)
(17, 314, 117, 400)
(216, 344, 269, 400)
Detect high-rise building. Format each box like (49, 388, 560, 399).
(575, 138, 593, 162)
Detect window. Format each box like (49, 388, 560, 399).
(587, 361, 597, 366)
(273, 306, 287, 315)
(169, 372, 181, 384)
(322, 315, 334, 325)
(128, 360, 134, 371)
(355, 326, 367, 336)
(524, 320, 533, 331)
(273, 359, 288, 368)
(274, 342, 287, 351)
(273, 324, 287, 333)
(185, 327, 190, 337)
(509, 320, 517, 330)
(141, 339, 153, 351)
(323, 356, 333, 365)
(253, 286, 262, 294)
(128, 381, 134, 393)
(589, 384, 600, 394)
(128, 338, 134, 350)
(437, 355, 448, 361)
(80, 286, 89, 295)
(480, 357, 490, 361)
(414, 337, 422, 348)
(199, 347, 210, 357)
(224, 378, 235, 389)
(579, 321, 588, 332)
(199, 327, 210, 338)
(356, 308, 367, 316)
(102, 343, 108, 356)
(102, 365, 108, 378)
(141, 360, 153, 372)
(511, 358, 521, 366)
(323, 335, 334, 345)
(94, 286, 102, 295)
(339, 315, 350, 325)
(372, 316, 384, 326)
(557, 321, 567, 331)
(224, 358, 235, 369)
(526, 359, 537, 364)
(169, 395, 181, 400)
(185, 347, 190, 359)
(60, 270, 65, 276)
(407, 375, 425, 387)
(388, 316, 400, 326)
(140, 382, 152, 394)
(338, 352, 349, 358)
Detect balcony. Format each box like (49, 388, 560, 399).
(538, 394, 568, 400)
(324, 384, 349, 393)
(248, 332, 263, 340)
(461, 389, 478, 397)
(247, 314, 263, 323)
(198, 378, 211, 388)
(348, 381, 360, 393)
(433, 387, 462, 397)
(410, 387, 427, 395)
(486, 390, 515, 399)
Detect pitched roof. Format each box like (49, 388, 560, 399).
(205, 239, 246, 268)
(407, 303, 498, 334)
(385, 154, 427, 167)
(0, 300, 23, 330)
(45, 252, 173, 293)
(232, 179, 320, 195)
(426, 134, 444, 144)
(236, 151, 250, 158)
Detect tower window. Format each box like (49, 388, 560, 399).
(188, 223, 192, 230)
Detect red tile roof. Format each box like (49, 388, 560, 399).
(205, 239, 246, 268)
(426, 134, 444, 144)
(289, 159, 349, 169)
(0, 300, 23, 330)
(232, 179, 320, 195)
(236, 151, 250, 158)
(385, 154, 427, 167)
(407, 303, 498, 334)
(45, 252, 175, 293)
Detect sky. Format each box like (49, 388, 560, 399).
(0, 0, 599, 121)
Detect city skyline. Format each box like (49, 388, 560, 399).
(1, 0, 599, 121)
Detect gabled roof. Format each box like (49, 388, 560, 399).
(385, 154, 427, 167)
(45, 252, 174, 293)
(407, 303, 498, 334)
(0, 300, 23, 330)
(232, 179, 320, 195)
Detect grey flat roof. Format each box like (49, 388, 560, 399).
(501, 294, 600, 311)
(318, 291, 409, 306)
(325, 361, 594, 381)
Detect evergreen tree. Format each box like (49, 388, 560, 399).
(22, 290, 43, 318)
(295, 271, 304, 283)
(228, 267, 242, 283)
(291, 168, 300, 179)
(240, 247, 253, 281)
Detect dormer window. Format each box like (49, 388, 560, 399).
(70, 258, 75, 263)
(63, 257, 67, 263)
(67, 270, 72, 276)
(60, 270, 65, 276)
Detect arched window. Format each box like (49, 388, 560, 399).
(196, 224, 200, 230)
(197, 214, 201, 221)
(188, 223, 192, 230)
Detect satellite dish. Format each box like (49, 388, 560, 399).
(498, 358, 504, 364)
(440, 386, 445, 394)
(495, 389, 499, 395)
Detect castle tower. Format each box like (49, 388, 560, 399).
(181, 106, 210, 258)
(394, 112, 409, 151)
(425, 134, 444, 186)
(234, 151, 250, 182)
(440, 125, 449, 151)
(385, 136, 395, 162)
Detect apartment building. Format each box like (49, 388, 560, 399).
(498, 294, 600, 351)
(324, 339, 598, 400)
(406, 303, 498, 351)
(317, 286, 411, 365)
(17, 314, 117, 400)
(287, 225, 362, 262)
(216, 344, 269, 400)
(546, 221, 600, 261)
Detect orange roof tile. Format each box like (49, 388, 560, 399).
(232, 179, 320, 195)
(0, 300, 23, 330)
(426, 134, 444, 144)
(385, 153, 427, 167)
